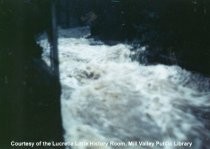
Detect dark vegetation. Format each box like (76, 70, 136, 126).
(59, 0, 210, 76)
(105, 0, 210, 76)
(0, 0, 63, 147)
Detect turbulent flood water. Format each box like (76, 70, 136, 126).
(38, 27, 210, 149)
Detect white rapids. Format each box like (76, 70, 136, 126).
(38, 27, 210, 149)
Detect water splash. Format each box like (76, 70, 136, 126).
(39, 27, 210, 149)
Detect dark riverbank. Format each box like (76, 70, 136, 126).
(98, 1, 210, 76)
(0, 1, 63, 147)
(62, 0, 210, 76)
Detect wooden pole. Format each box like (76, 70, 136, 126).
(50, 0, 60, 77)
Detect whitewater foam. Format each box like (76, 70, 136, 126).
(38, 27, 210, 149)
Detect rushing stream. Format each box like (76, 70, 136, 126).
(38, 27, 210, 149)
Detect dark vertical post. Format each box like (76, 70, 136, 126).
(66, 0, 70, 27)
(49, 0, 64, 144)
(50, 0, 60, 77)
